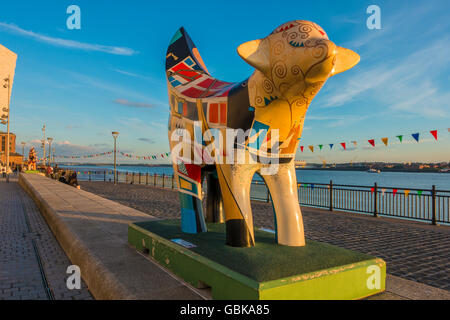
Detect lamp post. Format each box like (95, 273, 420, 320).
(21, 141, 26, 165)
(112, 131, 119, 184)
(42, 125, 46, 166)
(47, 137, 53, 167)
(2, 76, 11, 176)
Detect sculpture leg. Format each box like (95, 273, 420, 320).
(205, 170, 225, 223)
(215, 163, 257, 247)
(178, 191, 207, 234)
(173, 162, 206, 234)
(260, 162, 305, 246)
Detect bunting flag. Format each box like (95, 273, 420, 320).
(310, 184, 315, 189)
(309, 145, 314, 152)
(404, 190, 410, 197)
(370, 187, 375, 194)
(295, 128, 444, 156)
(381, 188, 386, 196)
(393, 189, 398, 197)
(430, 130, 438, 140)
(417, 190, 423, 197)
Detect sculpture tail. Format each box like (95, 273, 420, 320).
(165, 27, 210, 84)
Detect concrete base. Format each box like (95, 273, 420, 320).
(129, 220, 386, 300)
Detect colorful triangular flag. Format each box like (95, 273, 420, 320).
(412, 133, 420, 142)
(300, 146, 304, 152)
(397, 135, 403, 143)
(341, 142, 346, 150)
(417, 190, 423, 197)
(381, 137, 388, 146)
(319, 144, 323, 150)
(404, 190, 410, 198)
(393, 189, 398, 197)
(368, 139, 375, 147)
(329, 144, 334, 149)
(430, 130, 438, 140)
(309, 145, 314, 152)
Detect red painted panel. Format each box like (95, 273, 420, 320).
(209, 103, 219, 123)
(219, 103, 227, 125)
(181, 87, 204, 98)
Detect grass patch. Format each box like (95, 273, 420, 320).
(135, 219, 374, 282)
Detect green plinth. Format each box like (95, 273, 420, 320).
(128, 220, 386, 300)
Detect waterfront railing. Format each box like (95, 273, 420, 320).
(72, 170, 450, 225)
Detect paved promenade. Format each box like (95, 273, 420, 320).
(0, 176, 93, 300)
(18, 173, 203, 300)
(80, 181, 450, 292)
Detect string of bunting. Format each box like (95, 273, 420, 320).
(53, 150, 171, 160)
(299, 127, 450, 153)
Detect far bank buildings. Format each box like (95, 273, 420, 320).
(0, 44, 22, 168)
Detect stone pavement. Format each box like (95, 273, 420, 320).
(80, 181, 450, 292)
(0, 175, 93, 300)
(19, 173, 203, 300)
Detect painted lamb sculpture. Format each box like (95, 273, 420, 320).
(166, 20, 359, 247)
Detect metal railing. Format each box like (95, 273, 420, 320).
(73, 170, 450, 225)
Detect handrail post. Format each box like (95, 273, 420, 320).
(154, 174, 156, 187)
(162, 174, 165, 188)
(374, 183, 378, 218)
(431, 185, 437, 225)
(146, 172, 149, 185)
(172, 175, 174, 189)
(329, 180, 333, 211)
(104, 171, 106, 182)
(139, 172, 141, 184)
(89, 171, 91, 182)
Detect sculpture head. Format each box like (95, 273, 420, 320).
(237, 20, 359, 102)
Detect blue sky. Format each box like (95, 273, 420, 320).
(0, 0, 449, 164)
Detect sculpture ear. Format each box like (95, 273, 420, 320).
(331, 46, 360, 76)
(237, 39, 270, 73)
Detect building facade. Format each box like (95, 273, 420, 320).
(0, 131, 22, 168)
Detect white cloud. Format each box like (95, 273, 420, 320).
(0, 21, 137, 56)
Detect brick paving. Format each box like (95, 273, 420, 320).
(80, 181, 450, 291)
(0, 176, 93, 300)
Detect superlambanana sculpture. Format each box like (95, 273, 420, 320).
(166, 20, 359, 247)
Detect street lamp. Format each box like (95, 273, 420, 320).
(2, 76, 11, 177)
(21, 141, 26, 165)
(112, 131, 119, 184)
(42, 124, 46, 166)
(47, 137, 53, 167)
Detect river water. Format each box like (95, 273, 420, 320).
(60, 164, 450, 190)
